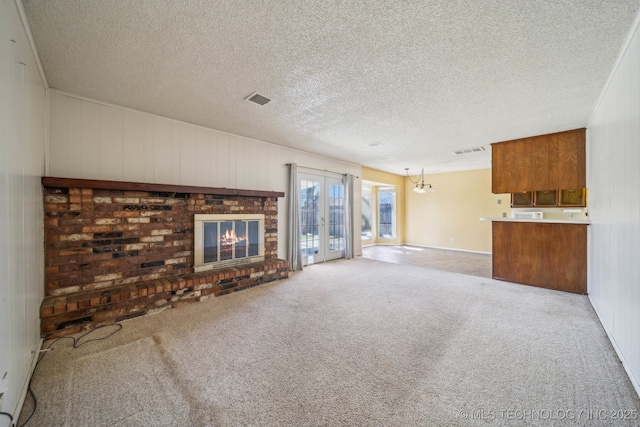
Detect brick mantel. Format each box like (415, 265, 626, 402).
(42, 176, 285, 198)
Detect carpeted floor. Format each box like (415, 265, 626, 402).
(20, 257, 640, 426)
(362, 245, 492, 278)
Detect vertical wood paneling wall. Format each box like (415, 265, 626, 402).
(588, 13, 640, 396)
(47, 91, 363, 260)
(0, 0, 46, 422)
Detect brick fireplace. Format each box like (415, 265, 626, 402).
(40, 177, 289, 338)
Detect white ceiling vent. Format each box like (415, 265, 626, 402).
(245, 92, 271, 106)
(453, 146, 486, 155)
(367, 142, 383, 148)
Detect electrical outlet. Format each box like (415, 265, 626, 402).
(451, 237, 455, 243)
(497, 199, 502, 204)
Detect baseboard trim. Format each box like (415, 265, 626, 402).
(12, 337, 43, 424)
(588, 295, 640, 399)
(401, 243, 491, 255)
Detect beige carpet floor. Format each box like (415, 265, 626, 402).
(20, 257, 640, 426)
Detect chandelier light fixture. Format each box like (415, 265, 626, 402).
(405, 168, 435, 193)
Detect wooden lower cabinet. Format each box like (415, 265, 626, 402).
(492, 221, 587, 294)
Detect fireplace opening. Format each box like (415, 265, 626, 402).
(195, 214, 265, 272)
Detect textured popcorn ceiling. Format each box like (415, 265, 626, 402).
(23, 0, 639, 174)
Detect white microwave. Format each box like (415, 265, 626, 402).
(512, 211, 543, 219)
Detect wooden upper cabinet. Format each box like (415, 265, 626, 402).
(511, 139, 531, 192)
(491, 128, 585, 193)
(557, 129, 586, 189)
(491, 138, 532, 193)
(491, 142, 507, 193)
(492, 140, 530, 193)
(530, 134, 558, 191)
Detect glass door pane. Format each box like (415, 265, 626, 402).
(299, 174, 346, 264)
(325, 179, 345, 261)
(300, 177, 321, 265)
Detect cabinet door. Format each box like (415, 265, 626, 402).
(492, 222, 587, 293)
(558, 129, 586, 189)
(491, 143, 507, 193)
(534, 190, 557, 206)
(511, 191, 533, 207)
(492, 139, 531, 193)
(559, 189, 586, 207)
(509, 139, 531, 192)
(530, 134, 558, 191)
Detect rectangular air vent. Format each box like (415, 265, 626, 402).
(367, 142, 383, 148)
(453, 146, 485, 155)
(245, 92, 271, 106)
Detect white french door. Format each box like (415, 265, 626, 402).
(299, 173, 345, 265)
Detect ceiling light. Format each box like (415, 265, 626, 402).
(405, 168, 435, 194)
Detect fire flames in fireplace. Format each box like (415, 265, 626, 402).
(221, 229, 246, 246)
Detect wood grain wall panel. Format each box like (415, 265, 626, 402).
(67, 96, 84, 178)
(588, 14, 640, 396)
(123, 111, 145, 183)
(143, 115, 155, 183)
(1, 0, 47, 416)
(215, 133, 231, 188)
(194, 127, 211, 186)
(171, 122, 182, 184)
(233, 137, 244, 190)
(48, 92, 68, 176)
(208, 131, 218, 186)
(152, 118, 171, 184)
(99, 105, 124, 181)
(247, 139, 259, 191)
(179, 123, 196, 185)
(81, 100, 101, 180)
(48, 92, 360, 190)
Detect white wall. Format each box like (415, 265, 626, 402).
(47, 91, 363, 259)
(587, 12, 640, 396)
(0, 0, 47, 424)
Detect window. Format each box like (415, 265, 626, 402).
(378, 187, 396, 238)
(361, 185, 373, 240)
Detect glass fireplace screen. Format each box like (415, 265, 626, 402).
(194, 214, 265, 272)
(203, 220, 260, 263)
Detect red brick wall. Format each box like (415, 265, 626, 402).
(44, 186, 279, 297)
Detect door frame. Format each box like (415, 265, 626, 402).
(298, 171, 345, 266)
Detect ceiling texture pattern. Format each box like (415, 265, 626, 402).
(23, 0, 639, 174)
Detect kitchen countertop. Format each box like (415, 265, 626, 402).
(479, 217, 590, 224)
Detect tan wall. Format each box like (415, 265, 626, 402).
(405, 168, 509, 253)
(361, 167, 405, 245)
